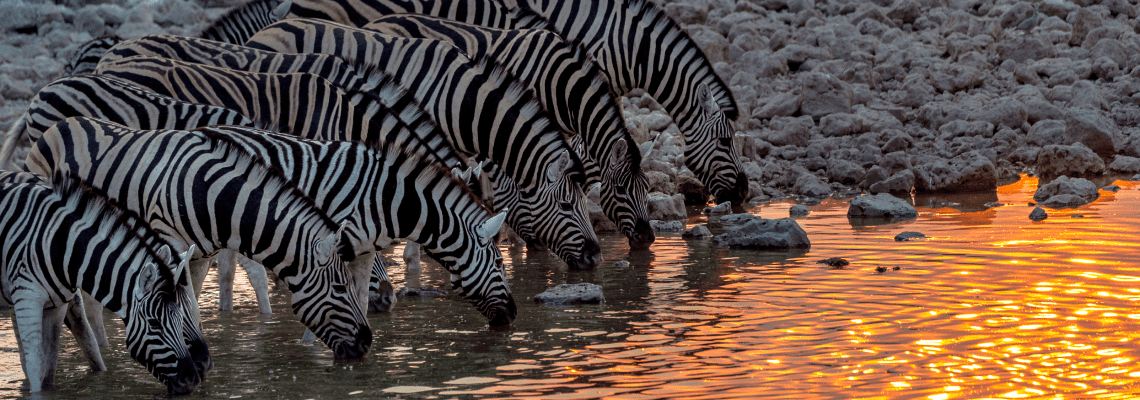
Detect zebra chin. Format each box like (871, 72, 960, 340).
(164, 356, 202, 396)
(332, 325, 374, 360)
(565, 239, 603, 270)
(712, 172, 750, 205)
(626, 219, 656, 251)
(486, 296, 518, 329)
(188, 336, 213, 376)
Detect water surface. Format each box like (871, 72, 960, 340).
(2, 176, 1139, 399)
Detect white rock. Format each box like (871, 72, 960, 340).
(1065, 109, 1120, 156)
(702, 201, 732, 214)
(650, 220, 684, 232)
(646, 192, 686, 221)
(793, 173, 831, 198)
(1035, 143, 1106, 177)
(1109, 155, 1140, 173)
(847, 193, 918, 219)
(533, 283, 604, 305)
(913, 151, 997, 193)
(1033, 175, 1099, 208)
(681, 224, 712, 239)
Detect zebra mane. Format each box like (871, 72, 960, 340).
(48, 172, 178, 300)
(555, 36, 642, 167)
(471, 54, 587, 185)
(625, 0, 738, 119)
(194, 126, 346, 243)
(199, 0, 284, 42)
(509, 5, 549, 29)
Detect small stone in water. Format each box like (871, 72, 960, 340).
(817, 257, 849, 268)
(984, 202, 1004, 208)
(614, 260, 630, 268)
(875, 266, 887, 273)
(1029, 207, 1048, 221)
(650, 220, 684, 232)
(681, 224, 712, 239)
(894, 231, 927, 241)
(892, 266, 901, 271)
(702, 201, 732, 215)
(1103, 185, 1121, 192)
(397, 287, 450, 297)
(789, 204, 811, 216)
(1071, 214, 1085, 218)
(534, 283, 605, 305)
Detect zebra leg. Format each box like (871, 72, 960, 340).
(82, 291, 109, 348)
(347, 253, 374, 313)
(402, 242, 422, 270)
(13, 299, 47, 392)
(300, 329, 316, 344)
(62, 294, 106, 371)
(216, 250, 237, 311)
(42, 306, 68, 388)
(240, 257, 273, 314)
(189, 257, 211, 300)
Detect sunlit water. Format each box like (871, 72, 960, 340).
(2, 175, 1140, 399)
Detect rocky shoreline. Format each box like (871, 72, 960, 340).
(2, 0, 1138, 233)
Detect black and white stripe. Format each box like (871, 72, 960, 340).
(25, 116, 373, 360)
(63, 36, 122, 76)
(288, 0, 545, 30)
(0, 75, 253, 170)
(0, 173, 203, 394)
(197, 124, 516, 325)
(365, 15, 655, 250)
(248, 19, 602, 269)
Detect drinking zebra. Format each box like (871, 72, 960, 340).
(26, 117, 373, 360)
(0, 173, 205, 394)
(286, 0, 750, 203)
(364, 15, 655, 250)
(247, 19, 602, 269)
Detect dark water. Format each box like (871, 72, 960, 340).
(3, 176, 1140, 399)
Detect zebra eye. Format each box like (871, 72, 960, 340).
(718, 137, 733, 147)
(559, 201, 573, 212)
(147, 318, 161, 330)
(615, 185, 627, 195)
(332, 284, 347, 294)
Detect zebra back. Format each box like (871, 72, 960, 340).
(288, 0, 544, 29)
(248, 19, 602, 269)
(63, 36, 122, 76)
(96, 35, 467, 170)
(0, 74, 254, 172)
(201, 0, 293, 45)
(365, 15, 654, 248)
(25, 116, 373, 360)
(196, 124, 517, 325)
(0, 173, 201, 393)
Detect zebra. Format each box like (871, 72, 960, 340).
(247, 19, 602, 269)
(201, 0, 294, 45)
(286, 0, 750, 203)
(61, 0, 292, 76)
(0, 75, 255, 171)
(364, 15, 655, 250)
(196, 124, 516, 326)
(25, 116, 373, 360)
(0, 173, 204, 394)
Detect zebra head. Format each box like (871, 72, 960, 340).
(598, 138, 654, 250)
(685, 83, 748, 205)
(444, 210, 517, 328)
(124, 246, 200, 395)
(288, 223, 373, 360)
(171, 245, 212, 377)
(506, 150, 602, 270)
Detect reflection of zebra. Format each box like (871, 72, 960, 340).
(26, 117, 373, 360)
(0, 75, 253, 170)
(287, 0, 749, 203)
(199, 125, 516, 326)
(366, 15, 654, 250)
(0, 174, 204, 394)
(62, 0, 292, 76)
(249, 19, 602, 269)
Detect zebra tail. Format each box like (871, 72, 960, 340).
(0, 115, 27, 170)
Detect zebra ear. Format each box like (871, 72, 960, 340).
(272, 0, 292, 20)
(546, 150, 572, 183)
(697, 82, 720, 114)
(173, 245, 197, 282)
(155, 244, 173, 265)
(317, 221, 348, 263)
(477, 210, 507, 244)
(609, 139, 628, 167)
(134, 262, 159, 301)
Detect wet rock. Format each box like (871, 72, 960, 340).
(912, 151, 997, 193)
(1065, 107, 1120, 156)
(817, 257, 849, 268)
(533, 283, 604, 305)
(718, 213, 759, 225)
(793, 173, 831, 198)
(650, 220, 684, 232)
(613, 260, 630, 268)
(1109, 156, 1140, 173)
(702, 201, 732, 215)
(847, 193, 918, 220)
(869, 170, 915, 194)
(789, 204, 810, 216)
(1033, 175, 1100, 208)
(894, 231, 927, 241)
(681, 224, 712, 239)
(1103, 184, 1121, 192)
(1029, 206, 1049, 221)
(646, 192, 686, 221)
(397, 287, 450, 298)
(712, 217, 811, 249)
(1035, 143, 1106, 177)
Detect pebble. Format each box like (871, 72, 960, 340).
(894, 231, 927, 241)
(1029, 207, 1049, 221)
(789, 204, 811, 216)
(817, 257, 849, 268)
(533, 283, 605, 305)
(681, 224, 712, 239)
